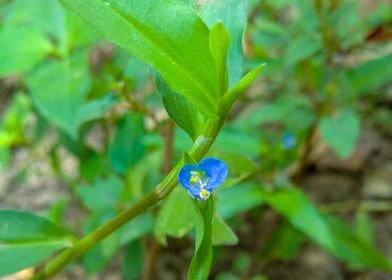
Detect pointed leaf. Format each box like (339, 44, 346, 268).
(220, 64, 265, 113)
(0, 27, 53, 77)
(209, 22, 230, 95)
(189, 198, 214, 280)
(0, 210, 72, 276)
(320, 109, 360, 158)
(27, 51, 91, 138)
(155, 73, 205, 140)
(60, 0, 219, 117)
(154, 187, 195, 246)
(262, 188, 392, 271)
(212, 214, 238, 246)
(199, 0, 247, 87)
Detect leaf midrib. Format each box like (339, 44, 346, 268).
(102, 1, 217, 108)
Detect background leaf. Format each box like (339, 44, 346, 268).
(154, 187, 195, 245)
(319, 109, 360, 158)
(0, 210, 72, 276)
(262, 188, 392, 271)
(0, 27, 53, 77)
(27, 50, 91, 138)
(108, 113, 146, 175)
(342, 54, 392, 96)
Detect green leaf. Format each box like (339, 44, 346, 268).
(154, 187, 196, 246)
(319, 109, 360, 158)
(76, 175, 123, 212)
(3, 0, 67, 50)
(212, 214, 238, 246)
(27, 50, 91, 139)
(108, 113, 146, 175)
(220, 64, 265, 112)
(83, 212, 152, 274)
(209, 22, 230, 95)
(0, 210, 72, 276)
(155, 73, 205, 140)
(199, 0, 247, 87)
(217, 183, 263, 219)
(284, 36, 322, 66)
(0, 27, 53, 77)
(122, 241, 143, 280)
(189, 198, 214, 280)
(342, 54, 392, 95)
(77, 94, 117, 125)
(261, 188, 335, 250)
(60, 0, 219, 117)
(354, 211, 374, 245)
(262, 188, 392, 271)
(262, 221, 303, 261)
(324, 215, 392, 271)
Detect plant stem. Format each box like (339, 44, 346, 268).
(31, 120, 223, 280)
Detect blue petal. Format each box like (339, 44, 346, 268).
(178, 164, 198, 191)
(198, 158, 228, 190)
(187, 186, 204, 200)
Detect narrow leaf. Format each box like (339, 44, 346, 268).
(262, 188, 392, 271)
(220, 64, 265, 113)
(199, 0, 247, 87)
(155, 73, 205, 140)
(209, 22, 230, 95)
(189, 198, 214, 280)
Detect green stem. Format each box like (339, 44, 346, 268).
(31, 121, 223, 280)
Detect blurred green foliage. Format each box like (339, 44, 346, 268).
(0, 0, 392, 278)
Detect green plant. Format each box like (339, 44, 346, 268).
(0, 0, 392, 279)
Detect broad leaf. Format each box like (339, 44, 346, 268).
(77, 94, 117, 125)
(108, 113, 146, 175)
(0, 27, 53, 77)
(60, 0, 219, 117)
(77, 175, 123, 212)
(342, 54, 392, 95)
(212, 214, 238, 246)
(0, 210, 72, 276)
(319, 109, 360, 158)
(154, 187, 196, 245)
(217, 183, 263, 219)
(27, 50, 91, 139)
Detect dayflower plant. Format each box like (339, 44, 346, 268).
(178, 158, 228, 201)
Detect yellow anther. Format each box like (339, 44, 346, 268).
(189, 171, 200, 184)
(199, 189, 211, 200)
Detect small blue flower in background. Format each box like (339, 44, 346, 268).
(178, 158, 228, 201)
(282, 132, 295, 149)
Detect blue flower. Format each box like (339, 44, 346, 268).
(282, 132, 295, 149)
(178, 157, 228, 201)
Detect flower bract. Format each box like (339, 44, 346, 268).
(178, 157, 228, 201)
